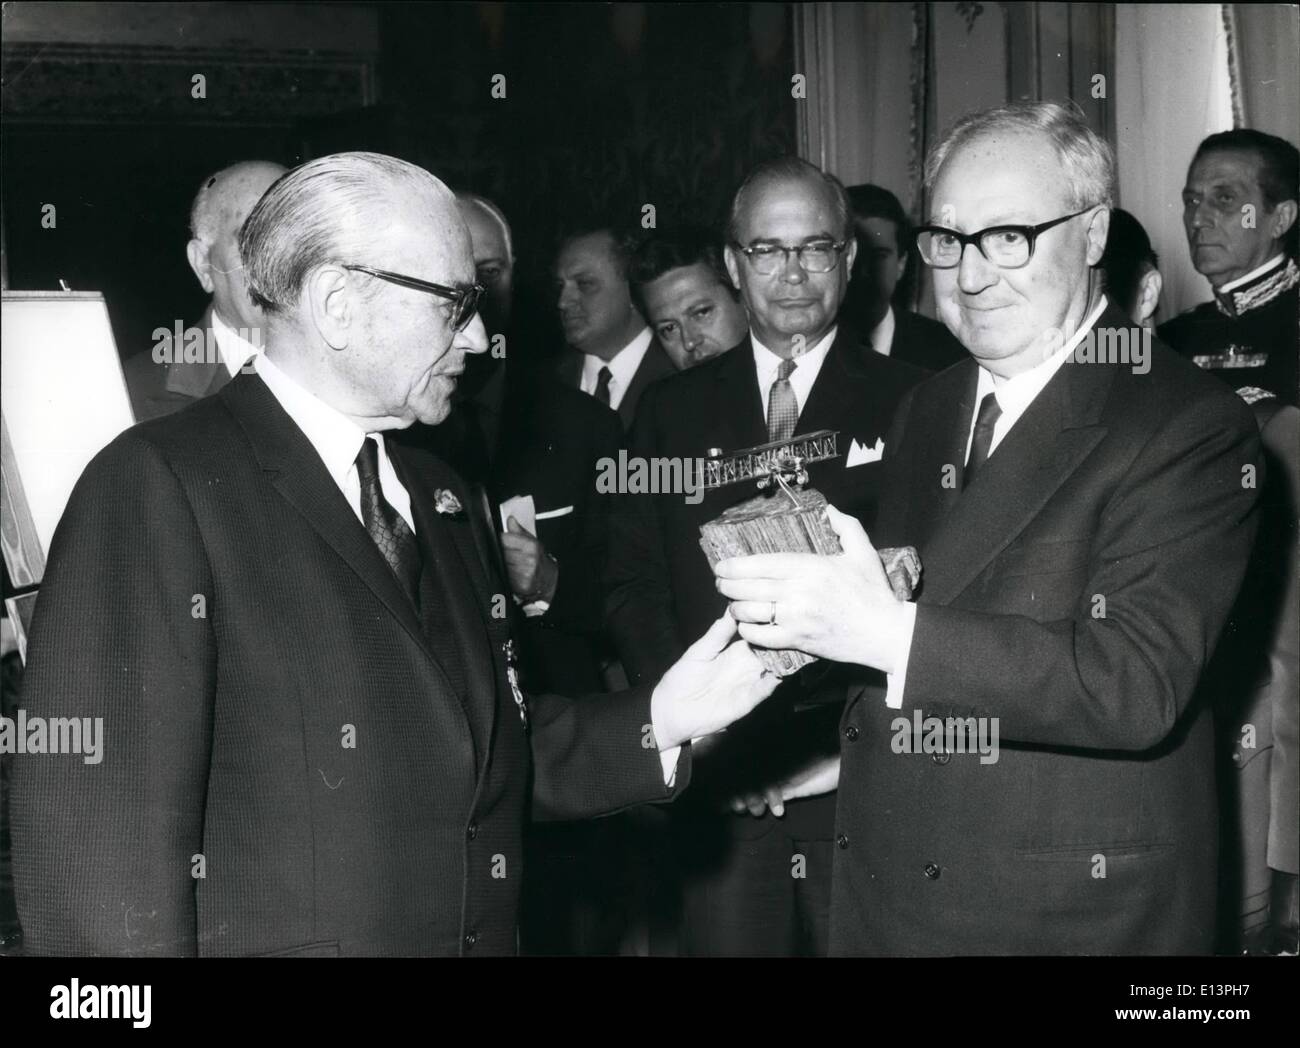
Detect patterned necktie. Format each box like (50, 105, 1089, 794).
(767, 358, 799, 443)
(356, 435, 422, 609)
(963, 392, 1002, 489)
(593, 366, 613, 407)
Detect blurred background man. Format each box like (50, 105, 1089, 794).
(122, 160, 286, 421)
(842, 182, 966, 372)
(554, 227, 675, 428)
(629, 228, 749, 370)
(1160, 129, 1298, 406)
(1098, 207, 1164, 327)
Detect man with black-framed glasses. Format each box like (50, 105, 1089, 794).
(711, 102, 1263, 956)
(11, 151, 782, 957)
(606, 156, 924, 956)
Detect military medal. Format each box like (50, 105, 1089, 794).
(503, 638, 528, 730)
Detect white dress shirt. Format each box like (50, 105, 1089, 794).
(255, 352, 680, 785)
(868, 307, 897, 358)
(211, 309, 264, 378)
(751, 325, 837, 419)
(579, 326, 653, 410)
(1217, 253, 1286, 293)
(255, 353, 416, 532)
(885, 296, 1109, 709)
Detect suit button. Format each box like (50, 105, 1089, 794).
(844, 725, 860, 742)
(836, 834, 850, 850)
(931, 751, 951, 765)
(467, 823, 478, 840)
(924, 862, 941, 880)
(464, 930, 478, 949)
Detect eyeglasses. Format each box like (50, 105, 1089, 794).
(344, 264, 485, 330)
(731, 239, 849, 275)
(914, 206, 1099, 269)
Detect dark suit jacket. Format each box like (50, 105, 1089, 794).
(606, 330, 925, 837)
(11, 371, 686, 957)
(886, 310, 968, 373)
(407, 365, 624, 695)
(121, 305, 239, 422)
(556, 335, 676, 429)
(832, 308, 1261, 955)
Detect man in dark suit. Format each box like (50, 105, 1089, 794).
(843, 183, 967, 373)
(122, 160, 286, 421)
(1159, 129, 1298, 407)
(606, 157, 924, 955)
(10, 152, 778, 957)
(553, 227, 675, 429)
(716, 103, 1262, 955)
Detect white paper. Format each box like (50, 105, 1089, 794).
(499, 493, 536, 535)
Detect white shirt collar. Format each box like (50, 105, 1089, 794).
(1217, 253, 1286, 294)
(868, 306, 896, 357)
(580, 326, 654, 410)
(254, 353, 415, 531)
(969, 296, 1108, 461)
(210, 309, 263, 378)
(751, 325, 836, 419)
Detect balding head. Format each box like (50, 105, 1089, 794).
(455, 192, 514, 330)
(186, 160, 287, 330)
(239, 151, 487, 430)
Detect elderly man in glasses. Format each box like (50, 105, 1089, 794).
(605, 156, 925, 956)
(713, 103, 1263, 955)
(11, 152, 781, 957)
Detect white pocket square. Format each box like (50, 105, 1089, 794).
(846, 437, 885, 467)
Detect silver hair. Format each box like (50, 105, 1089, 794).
(189, 160, 287, 242)
(239, 151, 449, 314)
(456, 192, 514, 261)
(923, 101, 1116, 210)
(727, 156, 855, 244)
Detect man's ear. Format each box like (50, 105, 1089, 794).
(187, 239, 214, 293)
(1269, 198, 1298, 241)
(306, 264, 353, 351)
(723, 244, 742, 291)
(896, 248, 909, 283)
(843, 236, 858, 275)
(1137, 267, 1163, 326)
(1084, 206, 1111, 266)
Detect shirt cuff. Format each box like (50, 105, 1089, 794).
(884, 601, 918, 710)
(659, 745, 681, 787)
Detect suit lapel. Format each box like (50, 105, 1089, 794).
(796, 331, 870, 436)
(618, 337, 673, 427)
(915, 346, 1114, 607)
(390, 447, 500, 757)
(713, 338, 768, 452)
(219, 374, 462, 696)
(165, 306, 228, 399)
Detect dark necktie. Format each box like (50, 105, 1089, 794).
(963, 391, 1002, 489)
(767, 358, 799, 442)
(593, 366, 613, 407)
(356, 435, 422, 609)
